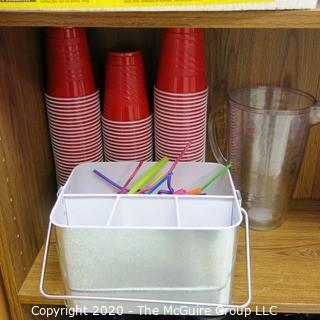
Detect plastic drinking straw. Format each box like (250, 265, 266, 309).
(93, 169, 123, 191)
(174, 188, 187, 195)
(158, 173, 175, 194)
(167, 174, 174, 193)
(187, 187, 203, 195)
(128, 156, 169, 194)
(140, 142, 191, 194)
(158, 189, 171, 194)
(153, 141, 192, 194)
(187, 163, 232, 195)
(201, 163, 232, 191)
(167, 141, 192, 174)
(139, 173, 164, 194)
(151, 173, 165, 185)
(118, 161, 144, 194)
(147, 173, 173, 194)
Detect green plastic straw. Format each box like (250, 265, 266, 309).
(128, 157, 169, 194)
(201, 163, 232, 192)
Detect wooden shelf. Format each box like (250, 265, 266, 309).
(1, 9, 320, 28)
(19, 210, 320, 314)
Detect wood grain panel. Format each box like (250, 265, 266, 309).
(0, 27, 56, 320)
(205, 29, 320, 200)
(233, 210, 320, 314)
(2, 10, 320, 28)
(87, 28, 161, 102)
(0, 273, 11, 320)
(19, 211, 320, 314)
(311, 152, 320, 199)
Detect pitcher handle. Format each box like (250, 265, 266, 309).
(208, 108, 228, 165)
(310, 104, 320, 126)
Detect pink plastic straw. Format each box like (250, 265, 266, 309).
(140, 141, 192, 194)
(139, 173, 164, 194)
(167, 140, 192, 174)
(174, 188, 187, 195)
(118, 161, 144, 194)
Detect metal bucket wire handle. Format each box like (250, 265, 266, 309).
(40, 208, 251, 309)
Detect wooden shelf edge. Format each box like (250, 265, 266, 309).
(251, 303, 320, 314)
(18, 209, 320, 314)
(290, 199, 320, 211)
(1, 9, 320, 28)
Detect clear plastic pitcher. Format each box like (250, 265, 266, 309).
(208, 86, 320, 230)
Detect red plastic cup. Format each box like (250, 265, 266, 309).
(47, 109, 100, 121)
(103, 51, 150, 121)
(46, 27, 96, 98)
(47, 112, 101, 126)
(54, 148, 103, 162)
(46, 103, 100, 115)
(50, 135, 102, 148)
(102, 120, 152, 132)
(50, 128, 102, 141)
(104, 139, 152, 152)
(105, 152, 153, 162)
(154, 93, 208, 105)
(105, 153, 153, 163)
(155, 151, 204, 162)
(48, 117, 101, 131)
(103, 125, 153, 136)
(103, 124, 153, 134)
(155, 149, 205, 161)
(52, 141, 102, 153)
(155, 107, 206, 120)
(155, 122, 206, 136)
(155, 135, 204, 147)
(156, 136, 205, 150)
(156, 140, 205, 153)
(105, 144, 152, 158)
(102, 114, 153, 128)
(105, 136, 152, 146)
(154, 86, 208, 99)
(154, 97, 208, 108)
(54, 147, 104, 159)
(155, 115, 206, 129)
(156, 28, 206, 93)
(103, 133, 153, 145)
(46, 27, 85, 40)
(47, 112, 100, 125)
(49, 124, 101, 138)
(46, 97, 100, 110)
(156, 145, 204, 157)
(155, 133, 205, 146)
(45, 90, 99, 103)
(155, 109, 206, 122)
(156, 146, 205, 160)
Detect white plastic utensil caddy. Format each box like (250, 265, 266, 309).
(40, 162, 251, 315)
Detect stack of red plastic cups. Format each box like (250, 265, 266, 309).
(45, 27, 103, 186)
(154, 28, 208, 162)
(102, 51, 153, 161)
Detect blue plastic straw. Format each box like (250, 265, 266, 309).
(158, 174, 175, 194)
(146, 173, 173, 194)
